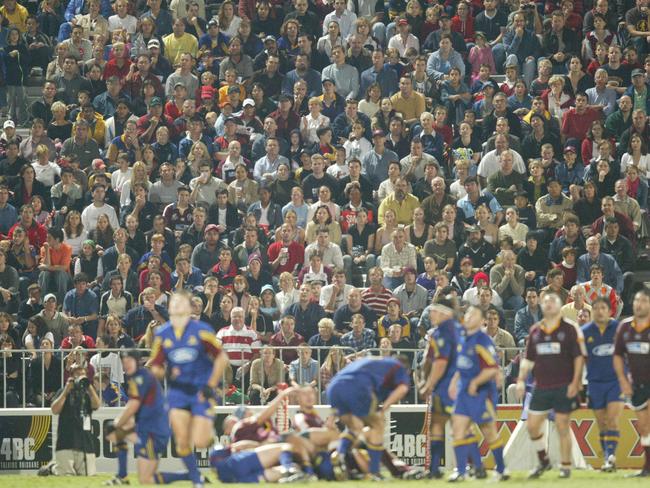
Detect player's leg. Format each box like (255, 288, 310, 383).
(190, 415, 215, 449)
(478, 421, 507, 477)
(282, 434, 316, 476)
(555, 412, 572, 477)
(360, 411, 386, 477)
(463, 424, 484, 476)
(635, 403, 650, 475)
(104, 419, 137, 484)
(526, 411, 551, 477)
(429, 412, 448, 477)
(592, 408, 608, 461)
(137, 458, 160, 484)
(170, 409, 202, 485)
(603, 400, 624, 469)
(450, 413, 472, 480)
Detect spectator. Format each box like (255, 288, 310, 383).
(289, 343, 319, 387)
(513, 287, 541, 346)
(269, 315, 304, 365)
(248, 345, 285, 405)
(340, 313, 376, 352)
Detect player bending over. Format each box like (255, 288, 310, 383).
(581, 297, 623, 472)
(613, 288, 650, 477)
(104, 350, 189, 485)
(326, 356, 410, 480)
(516, 292, 585, 479)
(448, 306, 508, 482)
(148, 291, 230, 488)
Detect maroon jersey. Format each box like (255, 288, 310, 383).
(525, 318, 585, 389)
(292, 409, 324, 432)
(613, 318, 650, 385)
(231, 418, 279, 444)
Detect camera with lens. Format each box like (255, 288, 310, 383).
(74, 375, 90, 391)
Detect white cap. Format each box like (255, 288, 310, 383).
(242, 98, 255, 108)
(3, 120, 15, 129)
(44, 293, 57, 302)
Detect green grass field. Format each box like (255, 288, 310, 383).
(1, 471, 649, 488)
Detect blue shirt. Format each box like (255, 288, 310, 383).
(362, 148, 399, 187)
(334, 357, 410, 402)
(63, 288, 98, 319)
(289, 358, 319, 385)
(427, 318, 462, 395)
(0, 203, 17, 235)
(150, 319, 223, 389)
(576, 252, 623, 294)
(581, 319, 619, 383)
(457, 191, 503, 224)
(360, 66, 399, 99)
(340, 328, 376, 352)
(456, 330, 498, 392)
(126, 367, 170, 436)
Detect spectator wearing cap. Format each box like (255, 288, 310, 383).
(124, 54, 165, 102)
(457, 224, 498, 272)
(190, 223, 224, 274)
(163, 18, 198, 65)
(388, 18, 419, 58)
(534, 178, 573, 234)
(361, 129, 399, 188)
(457, 176, 503, 225)
(146, 38, 173, 79)
(219, 36, 254, 81)
(624, 68, 650, 114)
(269, 94, 300, 141)
(62, 272, 99, 339)
(244, 254, 273, 296)
(377, 296, 410, 338)
(35, 293, 67, 346)
(136, 96, 176, 145)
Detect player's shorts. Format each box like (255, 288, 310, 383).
(587, 380, 623, 410)
(529, 385, 578, 414)
(453, 388, 496, 424)
(167, 386, 213, 418)
(631, 383, 650, 411)
(430, 386, 453, 416)
(135, 431, 168, 460)
(213, 451, 265, 483)
(326, 378, 376, 418)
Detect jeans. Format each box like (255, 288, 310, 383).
(504, 54, 537, 87)
(373, 22, 387, 47)
(7, 85, 28, 125)
(38, 270, 72, 304)
(503, 294, 525, 311)
(348, 254, 377, 287)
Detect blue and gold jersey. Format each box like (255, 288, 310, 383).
(149, 319, 222, 389)
(456, 330, 498, 392)
(582, 319, 619, 383)
(334, 357, 410, 403)
(426, 318, 462, 392)
(126, 367, 170, 436)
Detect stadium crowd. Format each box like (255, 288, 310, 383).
(0, 0, 649, 408)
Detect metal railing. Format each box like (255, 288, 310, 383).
(0, 345, 526, 409)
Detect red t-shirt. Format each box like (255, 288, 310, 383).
(561, 107, 602, 140)
(267, 241, 304, 276)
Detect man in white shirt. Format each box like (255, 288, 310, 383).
(323, 0, 358, 39)
(108, 0, 137, 36)
(319, 268, 354, 313)
(477, 133, 526, 186)
(387, 18, 419, 57)
(304, 227, 345, 270)
(81, 184, 119, 230)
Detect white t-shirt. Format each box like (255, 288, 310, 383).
(32, 161, 61, 187)
(108, 14, 137, 35)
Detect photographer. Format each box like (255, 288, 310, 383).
(48, 362, 101, 476)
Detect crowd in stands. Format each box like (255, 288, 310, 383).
(0, 0, 649, 407)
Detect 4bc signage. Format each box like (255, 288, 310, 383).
(0, 416, 52, 470)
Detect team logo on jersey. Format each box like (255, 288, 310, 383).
(457, 356, 473, 369)
(592, 344, 614, 356)
(437, 338, 445, 347)
(135, 376, 143, 385)
(536, 342, 561, 355)
(164, 339, 173, 348)
(188, 336, 198, 345)
(587, 336, 594, 343)
(558, 331, 565, 341)
(626, 342, 650, 354)
(169, 347, 199, 363)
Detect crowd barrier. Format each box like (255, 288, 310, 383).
(0, 405, 646, 473)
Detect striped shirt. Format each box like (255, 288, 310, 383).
(216, 325, 262, 367)
(361, 287, 394, 315)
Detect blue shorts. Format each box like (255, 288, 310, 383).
(431, 386, 453, 416)
(453, 388, 496, 424)
(214, 451, 265, 483)
(135, 431, 168, 460)
(167, 386, 213, 418)
(327, 378, 376, 418)
(588, 380, 623, 410)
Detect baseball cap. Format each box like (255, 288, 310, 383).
(227, 85, 241, 94)
(322, 78, 335, 85)
(632, 68, 645, 77)
(263, 35, 276, 43)
(204, 224, 220, 234)
(466, 225, 482, 233)
(563, 145, 577, 154)
(242, 98, 255, 108)
(220, 100, 233, 109)
(224, 116, 238, 125)
(148, 96, 162, 107)
(174, 82, 186, 89)
(397, 18, 408, 26)
(208, 19, 218, 27)
(44, 293, 57, 303)
(147, 39, 160, 49)
(3, 120, 15, 129)
(515, 189, 529, 198)
(372, 129, 385, 138)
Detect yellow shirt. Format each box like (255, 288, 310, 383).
(0, 4, 28, 32)
(162, 33, 198, 65)
(377, 193, 421, 226)
(389, 91, 425, 122)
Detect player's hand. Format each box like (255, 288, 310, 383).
(515, 380, 526, 402)
(199, 385, 217, 402)
(566, 382, 579, 399)
(620, 379, 633, 397)
(467, 380, 478, 397)
(170, 366, 181, 379)
(448, 381, 457, 401)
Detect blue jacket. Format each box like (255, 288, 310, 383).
(65, 0, 112, 21)
(247, 201, 283, 230)
(576, 252, 623, 294)
(502, 28, 541, 60)
(360, 66, 399, 99)
(513, 305, 541, 346)
(555, 160, 585, 193)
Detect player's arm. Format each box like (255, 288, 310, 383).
(515, 358, 534, 401)
(200, 330, 230, 390)
(380, 383, 409, 413)
(567, 354, 584, 398)
(115, 398, 142, 429)
(448, 371, 460, 401)
(146, 336, 167, 379)
(613, 354, 632, 396)
(256, 386, 296, 424)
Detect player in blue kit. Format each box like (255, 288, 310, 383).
(418, 296, 471, 479)
(326, 356, 410, 479)
(582, 297, 623, 472)
(209, 443, 308, 483)
(104, 350, 189, 485)
(448, 306, 507, 482)
(148, 291, 230, 488)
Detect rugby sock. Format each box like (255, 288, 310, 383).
(429, 435, 444, 474)
(642, 434, 650, 470)
(337, 432, 354, 456)
(315, 451, 334, 480)
(489, 440, 506, 474)
(531, 434, 548, 464)
(367, 442, 383, 475)
(599, 432, 607, 457)
(606, 430, 620, 458)
(154, 472, 191, 483)
(279, 449, 294, 470)
(466, 434, 483, 469)
(452, 440, 469, 475)
(116, 441, 128, 479)
(177, 448, 201, 484)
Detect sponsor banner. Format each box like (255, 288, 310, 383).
(0, 405, 645, 472)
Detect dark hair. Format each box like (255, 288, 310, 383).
(48, 227, 63, 242)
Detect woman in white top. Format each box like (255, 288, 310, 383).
(300, 98, 330, 145)
(276, 272, 301, 315)
(217, 0, 242, 39)
(31, 144, 60, 188)
(307, 186, 341, 223)
(110, 153, 133, 195)
(546, 75, 571, 123)
(317, 20, 347, 58)
(620, 133, 650, 181)
(347, 17, 378, 51)
(449, 159, 470, 200)
(358, 82, 381, 118)
(343, 120, 372, 162)
(63, 210, 87, 256)
(119, 161, 151, 207)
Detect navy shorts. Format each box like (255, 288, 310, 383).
(587, 380, 623, 410)
(214, 451, 265, 483)
(430, 386, 453, 416)
(327, 378, 376, 418)
(631, 383, 650, 411)
(529, 385, 578, 414)
(135, 431, 168, 460)
(453, 388, 496, 424)
(167, 387, 213, 418)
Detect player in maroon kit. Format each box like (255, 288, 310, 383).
(516, 292, 586, 479)
(613, 288, 650, 477)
